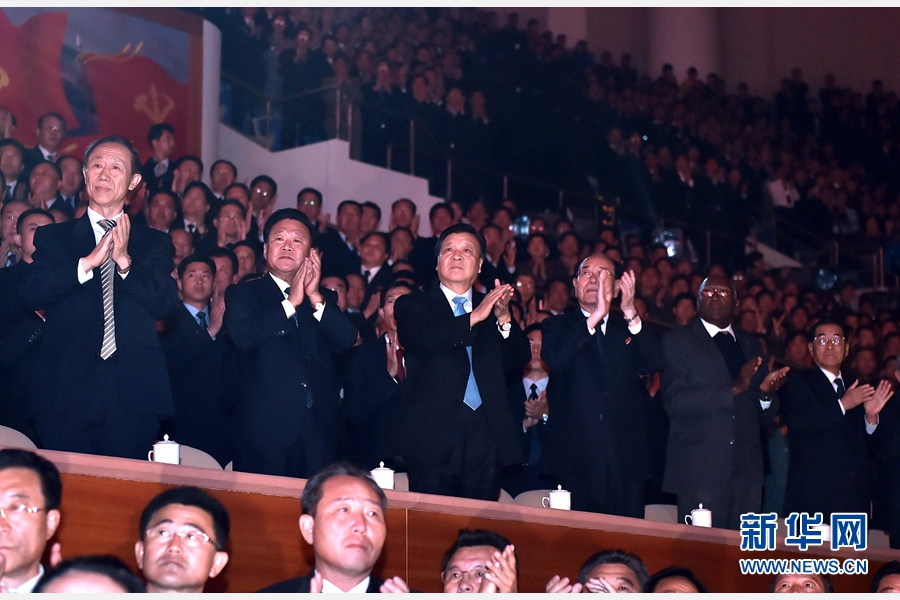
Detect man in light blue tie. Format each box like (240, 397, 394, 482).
(394, 223, 531, 501)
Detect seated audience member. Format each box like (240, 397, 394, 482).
(170, 229, 194, 270)
(643, 566, 708, 593)
(360, 201, 382, 237)
(359, 231, 393, 296)
(342, 281, 415, 469)
(206, 247, 239, 295)
(26, 161, 71, 220)
(160, 255, 233, 466)
(389, 227, 414, 264)
(170, 155, 203, 197)
(408, 202, 454, 286)
(0, 208, 54, 438)
(247, 175, 278, 242)
(146, 190, 178, 233)
(23, 113, 66, 175)
(771, 573, 833, 593)
(297, 187, 325, 232)
(232, 240, 260, 280)
(0, 449, 62, 592)
(319, 199, 362, 275)
(34, 556, 146, 593)
(134, 486, 230, 593)
(1, 201, 30, 268)
(871, 561, 900, 593)
(212, 200, 248, 250)
(388, 198, 418, 236)
(346, 272, 377, 342)
(142, 123, 175, 193)
(0, 139, 27, 202)
(208, 160, 237, 200)
(178, 181, 214, 248)
(258, 462, 409, 593)
(546, 549, 648, 594)
(441, 529, 517, 593)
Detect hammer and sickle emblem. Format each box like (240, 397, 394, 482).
(134, 83, 175, 123)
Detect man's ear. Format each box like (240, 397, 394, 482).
(134, 541, 145, 570)
(378, 307, 385, 322)
(13, 233, 21, 248)
(299, 514, 315, 545)
(477, 257, 483, 274)
(176, 277, 183, 294)
(45, 509, 61, 539)
(129, 173, 142, 191)
(208, 551, 229, 579)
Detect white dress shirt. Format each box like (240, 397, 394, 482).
(270, 273, 325, 322)
(76, 208, 130, 283)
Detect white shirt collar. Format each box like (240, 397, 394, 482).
(86, 207, 124, 243)
(701, 318, 735, 341)
(524, 375, 549, 394)
(39, 145, 54, 160)
(440, 283, 472, 311)
(321, 575, 370, 593)
(581, 307, 607, 333)
(183, 301, 208, 320)
(362, 264, 382, 280)
(9, 563, 44, 593)
(269, 272, 290, 295)
(818, 365, 842, 389)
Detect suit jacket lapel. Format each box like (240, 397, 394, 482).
(690, 319, 731, 384)
(428, 284, 455, 321)
(73, 213, 96, 260)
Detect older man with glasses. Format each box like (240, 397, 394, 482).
(780, 319, 893, 518)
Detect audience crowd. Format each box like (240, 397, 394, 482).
(1, 6, 900, 593)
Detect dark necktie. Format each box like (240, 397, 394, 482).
(527, 382, 542, 466)
(99, 219, 117, 360)
(453, 296, 482, 410)
(713, 330, 744, 380)
(5, 252, 15, 268)
(284, 287, 299, 326)
(187, 223, 196, 234)
(596, 318, 606, 360)
(529, 383, 539, 401)
(196, 310, 208, 329)
(395, 344, 405, 382)
(835, 377, 845, 399)
(364, 269, 371, 283)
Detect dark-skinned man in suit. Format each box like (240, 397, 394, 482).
(541, 254, 664, 517)
(20, 135, 178, 459)
(661, 275, 789, 529)
(224, 208, 357, 478)
(394, 223, 530, 501)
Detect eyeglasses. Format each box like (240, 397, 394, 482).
(442, 567, 487, 585)
(814, 334, 845, 346)
(0, 504, 45, 522)
(145, 525, 213, 548)
(577, 268, 612, 281)
(700, 287, 732, 298)
(253, 188, 271, 197)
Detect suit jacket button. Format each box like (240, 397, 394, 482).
(598, 414, 603, 420)
(730, 440, 734, 445)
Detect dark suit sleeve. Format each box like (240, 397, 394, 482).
(314, 297, 359, 352)
(343, 342, 401, 423)
(19, 226, 84, 309)
(224, 282, 295, 351)
(779, 374, 847, 435)
(499, 319, 531, 369)
(661, 331, 734, 417)
(541, 314, 595, 370)
(119, 232, 178, 320)
(394, 294, 475, 356)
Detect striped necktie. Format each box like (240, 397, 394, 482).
(453, 296, 482, 410)
(99, 219, 117, 360)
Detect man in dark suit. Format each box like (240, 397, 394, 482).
(541, 254, 664, 517)
(779, 320, 892, 517)
(661, 275, 789, 529)
(0, 208, 54, 442)
(878, 361, 900, 548)
(141, 123, 175, 194)
(342, 282, 414, 470)
(318, 199, 361, 276)
(224, 209, 357, 478)
(26, 161, 73, 220)
(22, 112, 66, 176)
(159, 254, 234, 466)
(20, 135, 178, 459)
(394, 223, 530, 501)
(407, 202, 454, 288)
(358, 232, 393, 297)
(0, 139, 28, 203)
(259, 462, 410, 593)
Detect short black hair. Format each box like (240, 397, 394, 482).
(148, 123, 174, 146)
(434, 223, 486, 259)
(0, 138, 25, 158)
(577, 549, 648, 587)
(216, 199, 247, 219)
(770, 573, 833, 593)
(232, 239, 259, 262)
(441, 529, 517, 575)
(148, 189, 177, 210)
(300, 462, 387, 518)
(643, 566, 708, 593)
(223, 182, 251, 201)
(391, 198, 416, 214)
(16, 208, 55, 234)
(84, 135, 142, 177)
(183, 181, 213, 206)
(34, 555, 146, 593)
(429, 202, 453, 223)
(30, 159, 61, 180)
(337, 199, 361, 216)
(139, 486, 230, 551)
(0, 449, 62, 510)
(250, 174, 277, 197)
(210, 159, 237, 179)
(177, 253, 217, 279)
(321, 272, 349, 291)
(380, 281, 416, 308)
(361, 231, 390, 256)
(297, 187, 323, 205)
(808, 318, 847, 342)
(174, 155, 203, 174)
(871, 560, 900, 593)
(524, 323, 542, 336)
(362, 201, 381, 221)
(205, 247, 238, 276)
(263, 208, 314, 245)
(37, 112, 66, 131)
(0, 107, 17, 128)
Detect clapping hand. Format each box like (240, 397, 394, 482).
(733, 357, 762, 395)
(546, 575, 583, 594)
(478, 545, 518, 593)
(865, 379, 894, 424)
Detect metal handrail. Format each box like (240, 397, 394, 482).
(220, 71, 340, 105)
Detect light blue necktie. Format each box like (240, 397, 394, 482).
(453, 296, 482, 410)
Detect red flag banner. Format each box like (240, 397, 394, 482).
(0, 10, 79, 146)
